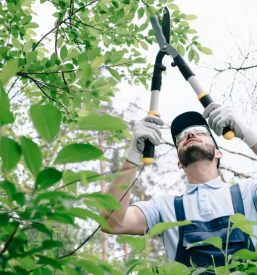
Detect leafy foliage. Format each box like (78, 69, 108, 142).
(1, 0, 250, 274)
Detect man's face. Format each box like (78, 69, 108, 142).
(177, 128, 216, 168)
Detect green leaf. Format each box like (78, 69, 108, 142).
(30, 104, 62, 143)
(54, 144, 103, 164)
(158, 262, 189, 274)
(36, 255, 63, 271)
(63, 170, 101, 185)
(33, 267, 51, 275)
(140, 41, 148, 50)
(116, 8, 124, 21)
(179, 21, 189, 28)
(197, 46, 212, 55)
(233, 249, 257, 261)
(69, 208, 111, 230)
(177, 44, 185, 56)
(35, 168, 62, 190)
(147, 221, 192, 238)
(78, 114, 127, 131)
(0, 181, 17, 204)
(21, 15, 32, 25)
(192, 36, 199, 41)
(91, 55, 106, 70)
(231, 213, 257, 236)
(138, 23, 148, 32)
(80, 192, 121, 212)
(43, 240, 63, 249)
(26, 51, 38, 63)
(0, 137, 21, 172)
(13, 192, 25, 206)
(184, 14, 197, 20)
(62, 92, 69, 107)
(146, 6, 156, 18)
(0, 83, 14, 126)
(88, 47, 100, 61)
(138, 7, 145, 19)
(30, 222, 52, 238)
(191, 268, 207, 275)
(0, 58, 19, 86)
(116, 236, 146, 253)
(25, 22, 39, 28)
(57, 36, 64, 48)
(20, 137, 42, 177)
(188, 49, 194, 61)
(108, 68, 121, 82)
(133, 57, 145, 63)
(187, 29, 197, 34)
(48, 212, 75, 225)
(110, 51, 124, 64)
(12, 38, 21, 49)
(186, 236, 223, 251)
(60, 45, 68, 60)
(168, 3, 179, 10)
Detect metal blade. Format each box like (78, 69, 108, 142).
(162, 7, 170, 44)
(166, 44, 179, 58)
(151, 16, 166, 48)
(151, 16, 179, 58)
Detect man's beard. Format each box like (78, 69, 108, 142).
(178, 143, 215, 168)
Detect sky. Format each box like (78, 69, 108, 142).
(30, 0, 257, 196)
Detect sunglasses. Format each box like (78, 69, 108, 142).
(175, 126, 211, 146)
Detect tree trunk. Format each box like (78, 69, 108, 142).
(98, 132, 108, 261)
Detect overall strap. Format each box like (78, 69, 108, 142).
(174, 196, 186, 221)
(230, 184, 245, 215)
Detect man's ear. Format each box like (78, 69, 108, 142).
(215, 150, 223, 159)
(178, 161, 183, 169)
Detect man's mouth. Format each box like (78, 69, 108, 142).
(184, 139, 201, 146)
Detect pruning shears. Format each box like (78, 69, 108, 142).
(143, 7, 235, 165)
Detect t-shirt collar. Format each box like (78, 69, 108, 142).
(186, 176, 223, 194)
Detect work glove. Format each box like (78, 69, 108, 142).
(203, 103, 257, 148)
(126, 115, 164, 166)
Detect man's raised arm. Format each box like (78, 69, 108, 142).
(100, 115, 164, 235)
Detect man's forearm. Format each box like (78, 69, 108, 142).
(100, 160, 138, 231)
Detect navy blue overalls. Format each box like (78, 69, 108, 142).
(174, 184, 255, 267)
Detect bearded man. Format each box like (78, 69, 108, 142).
(100, 103, 257, 268)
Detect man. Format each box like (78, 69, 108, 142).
(100, 103, 257, 267)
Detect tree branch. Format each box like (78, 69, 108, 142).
(0, 222, 19, 255)
(33, 0, 98, 51)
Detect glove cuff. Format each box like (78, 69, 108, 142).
(126, 146, 142, 166)
(243, 127, 257, 148)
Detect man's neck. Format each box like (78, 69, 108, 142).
(185, 160, 218, 184)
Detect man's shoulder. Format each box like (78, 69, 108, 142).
(234, 178, 257, 199)
(151, 193, 177, 207)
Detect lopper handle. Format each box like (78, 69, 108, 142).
(143, 111, 159, 165)
(198, 92, 235, 140)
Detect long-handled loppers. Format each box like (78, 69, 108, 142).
(143, 7, 235, 165)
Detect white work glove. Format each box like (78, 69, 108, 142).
(203, 103, 257, 148)
(126, 115, 164, 166)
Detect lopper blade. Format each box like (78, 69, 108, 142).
(151, 14, 179, 58)
(162, 7, 170, 44)
(151, 16, 166, 48)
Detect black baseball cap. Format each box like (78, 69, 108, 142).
(171, 111, 220, 168)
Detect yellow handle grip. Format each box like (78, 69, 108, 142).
(223, 130, 235, 140)
(198, 92, 235, 140)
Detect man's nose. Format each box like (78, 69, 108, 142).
(186, 131, 196, 139)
